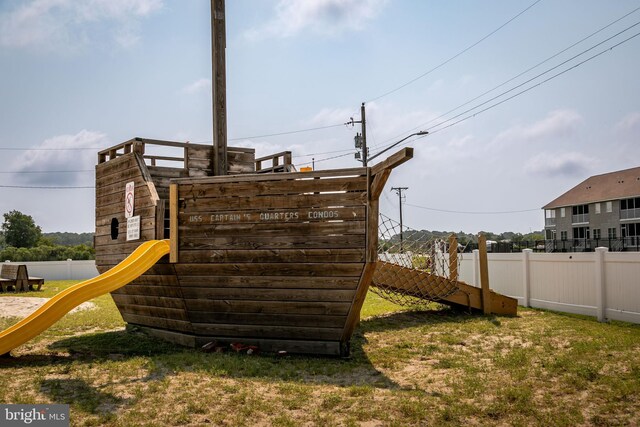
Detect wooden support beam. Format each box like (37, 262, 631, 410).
(370, 168, 391, 200)
(448, 234, 458, 282)
(169, 184, 179, 263)
(370, 147, 413, 177)
(478, 234, 491, 314)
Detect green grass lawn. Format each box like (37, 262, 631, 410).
(1, 281, 639, 426)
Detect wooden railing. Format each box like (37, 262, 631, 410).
(97, 138, 197, 167)
(98, 137, 291, 175)
(255, 151, 295, 173)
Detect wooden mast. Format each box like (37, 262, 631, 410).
(211, 0, 227, 175)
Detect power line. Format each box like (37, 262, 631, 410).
(0, 170, 93, 174)
(380, 5, 640, 142)
(405, 203, 539, 215)
(425, 29, 640, 137)
(0, 185, 94, 189)
(425, 20, 640, 134)
(293, 147, 354, 160)
(366, 0, 543, 103)
(224, 123, 347, 141)
(0, 123, 348, 153)
(368, 24, 640, 158)
(295, 151, 355, 168)
(0, 147, 100, 151)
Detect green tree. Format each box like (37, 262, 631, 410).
(1, 210, 42, 248)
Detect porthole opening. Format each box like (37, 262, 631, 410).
(111, 218, 119, 240)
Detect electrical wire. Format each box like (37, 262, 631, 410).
(425, 20, 640, 134)
(0, 185, 94, 189)
(426, 29, 640, 137)
(0, 147, 100, 151)
(366, 0, 543, 103)
(226, 123, 347, 141)
(295, 151, 355, 168)
(405, 203, 539, 215)
(376, 5, 640, 144)
(367, 24, 640, 159)
(0, 170, 93, 174)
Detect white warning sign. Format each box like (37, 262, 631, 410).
(125, 181, 135, 219)
(126, 215, 140, 241)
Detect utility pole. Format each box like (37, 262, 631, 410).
(211, 0, 227, 175)
(360, 103, 367, 167)
(348, 102, 368, 166)
(391, 187, 408, 253)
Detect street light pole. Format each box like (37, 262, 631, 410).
(367, 130, 428, 164)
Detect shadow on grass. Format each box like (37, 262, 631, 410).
(40, 378, 125, 415)
(0, 306, 504, 414)
(360, 305, 505, 334)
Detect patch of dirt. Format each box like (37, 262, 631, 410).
(0, 296, 96, 318)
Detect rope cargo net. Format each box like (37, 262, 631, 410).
(371, 214, 462, 306)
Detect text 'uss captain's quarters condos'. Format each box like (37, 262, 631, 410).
(543, 166, 640, 252)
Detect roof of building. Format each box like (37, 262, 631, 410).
(543, 166, 640, 209)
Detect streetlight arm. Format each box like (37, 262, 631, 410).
(366, 131, 427, 164)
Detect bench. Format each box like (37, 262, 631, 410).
(0, 264, 22, 292)
(0, 264, 44, 292)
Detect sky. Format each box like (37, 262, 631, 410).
(0, 0, 639, 234)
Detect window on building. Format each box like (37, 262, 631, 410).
(572, 205, 589, 215)
(560, 231, 567, 241)
(608, 227, 617, 239)
(606, 201, 612, 212)
(595, 203, 601, 214)
(593, 229, 601, 239)
(545, 210, 556, 218)
(573, 227, 589, 239)
(561, 208, 566, 218)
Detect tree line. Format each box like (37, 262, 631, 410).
(0, 211, 95, 261)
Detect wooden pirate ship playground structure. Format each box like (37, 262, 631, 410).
(91, 138, 516, 356)
(0, 0, 516, 357)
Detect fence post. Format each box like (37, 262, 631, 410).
(595, 247, 608, 322)
(522, 249, 532, 307)
(448, 234, 458, 281)
(67, 259, 73, 280)
(477, 234, 492, 314)
(472, 249, 480, 287)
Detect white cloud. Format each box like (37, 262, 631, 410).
(525, 151, 597, 177)
(181, 78, 212, 95)
(306, 106, 354, 126)
(493, 109, 584, 147)
(246, 0, 388, 40)
(614, 111, 640, 134)
(12, 130, 108, 185)
(0, 0, 162, 51)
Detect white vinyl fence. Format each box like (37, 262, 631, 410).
(2, 260, 99, 281)
(457, 248, 640, 324)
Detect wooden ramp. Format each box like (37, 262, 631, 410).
(372, 261, 518, 316)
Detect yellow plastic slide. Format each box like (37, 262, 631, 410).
(0, 239, 170, 356)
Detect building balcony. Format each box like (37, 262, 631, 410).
(620, 208, 640, 220)
(545, 218, 556, 227)
(572, 213, 589, 224)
